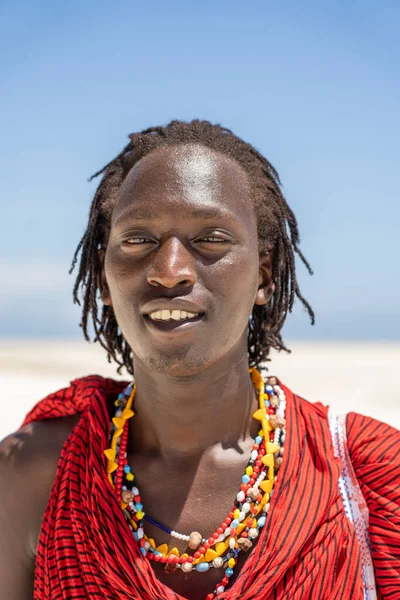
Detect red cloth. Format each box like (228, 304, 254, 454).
(22, 376, 400, 599)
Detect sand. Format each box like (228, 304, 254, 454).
(0, 339, 399, 441)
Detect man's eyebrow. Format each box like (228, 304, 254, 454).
(114, 208, 159, 223)
(114, 206, 231, 225)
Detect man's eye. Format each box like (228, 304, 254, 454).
(124, 238, 153, 245)
(198, 236, 228, 243)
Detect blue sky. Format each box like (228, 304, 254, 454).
(1, 0, 399, 340)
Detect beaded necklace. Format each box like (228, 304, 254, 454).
(104, 368, 286, 599)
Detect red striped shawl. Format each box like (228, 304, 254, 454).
(22, 376, 400, 599)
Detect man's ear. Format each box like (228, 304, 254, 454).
(254, 251, 275, 306)
(98, 249, 112, 306)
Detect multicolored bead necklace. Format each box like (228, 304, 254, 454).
(104, 368, 286, 598)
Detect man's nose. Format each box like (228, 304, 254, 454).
(147, 237, 196, 288)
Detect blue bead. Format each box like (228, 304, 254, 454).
(153, 551, 162, 556)
(233, 549, 239, 557)
(196, 562, 210, 572)
(281, 434, 286, 443)
(140, 547, 147, 556)
(117, 393, 125, 399)
(270, 489, 274, 498)
(242, 474, 250, 484)
(231, 519, 239, 528)
(133, 532, 139, 541)
(264, 400, 270, 407)
(225, 568, 234, 577)
(135, 503, 143, 512)
(124, 465, 131, 473)
(266, 385, 274, 394)
(255, 435, 262, 445)
(258, 516, 266, 527)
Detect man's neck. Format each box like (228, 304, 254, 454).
(128, 350, 259, 460)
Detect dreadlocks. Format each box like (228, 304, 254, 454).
(70, 119, 315, 375)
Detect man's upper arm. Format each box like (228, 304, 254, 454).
(0, 431, 36, 599)
(0, 416, 80, 599)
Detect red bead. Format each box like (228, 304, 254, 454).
(259, 448, 266, 456)
(167, 556, 174, 563)
(247, 518, 253, 527)
(174, 556, 180, 563)
(255, 460, 262, 467)
(252, 444, 259, 450)
(217, 527, 223, 535)
(225, 517, 232, 525)
(267, 408, 275, 415)
(257, 494, 263, 502)
(240, 484, 248, 492)
(179, 556, 186, 564)
(199, 546, 206, 555)
(203, 541, 210, 550)
(212, 532, 219, 539)
(230, 528, 236, 537)
(252, 506, 258, 514)
(134, 495, 141, 503)
(222, 577, 229, 586)
(187, 556, 194, 563)
(206, 595, 214, 600)
(153, 553, 159, 561)
(253, 466, 260, 474)
(241, 531, 248, 538)
(207, 537, 214, 546)
(194, 551, 201, 559)
(221, 523, 228, 531)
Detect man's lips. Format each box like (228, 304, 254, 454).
(141, 298, 206, 316)
(143, 312, 205, 333)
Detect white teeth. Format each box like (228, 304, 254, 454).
(148, 309, 200, 321)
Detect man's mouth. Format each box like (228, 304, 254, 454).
(143, 309, 205, 332)
(147, 309, 203, 322)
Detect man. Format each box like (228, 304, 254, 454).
(1, 120, 398, 599)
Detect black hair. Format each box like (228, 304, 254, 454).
(70, 119, 314, 374)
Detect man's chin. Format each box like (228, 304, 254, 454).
(132, 346, 214, 378)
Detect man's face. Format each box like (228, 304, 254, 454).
(102, 143, 267, 376)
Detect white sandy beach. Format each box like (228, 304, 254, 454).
(0, 339, 399, 441)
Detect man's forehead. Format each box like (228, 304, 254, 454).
(122, 143, 250, 192)
(111, 144, 254, 228)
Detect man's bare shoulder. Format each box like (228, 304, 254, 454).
(0, 414, 81, 557)
(1, 414, 81, 457)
